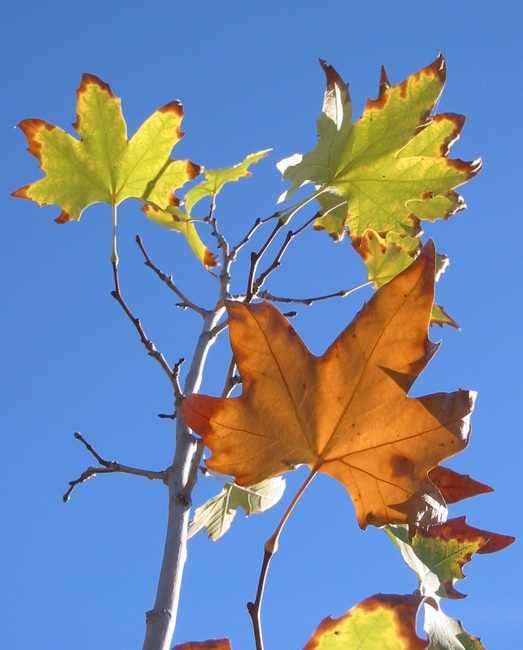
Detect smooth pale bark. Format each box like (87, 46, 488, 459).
(142, 308, 224, 650)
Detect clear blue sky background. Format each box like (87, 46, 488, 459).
(2, 2, 521, 648)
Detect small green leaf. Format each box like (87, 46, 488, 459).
(13, 74, 200, 222)
(353, 229, 420, 288)
(302, 594, 427, 650)
(142, 203, 218, 267)
(184, 150, 271, 216)
(188, 476, 285, 541)
(431, 304, 459, 329)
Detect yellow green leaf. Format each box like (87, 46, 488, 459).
(277, 55, 481, 242)
(302, 594, 427, 650)
(13, 73, 200, 222)
(184, 150, 271, 215)
(142, 203, 218, 267)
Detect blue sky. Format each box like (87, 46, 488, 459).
(2, 1, 521, 648)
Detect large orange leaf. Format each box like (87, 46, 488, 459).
(182, 242, 475, 527)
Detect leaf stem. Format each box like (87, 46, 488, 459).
(248, 468, 318, 650)
(111, 202, 119, 266)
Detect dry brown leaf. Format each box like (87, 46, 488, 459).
(183, 242, 475, 527)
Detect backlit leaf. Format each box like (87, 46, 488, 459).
(278, 55, 480, 241)
(385, 517, 514, 599)
(184, 150, 271, 216)
(277, 56, 480, 286)
(302, 594, 427, 650)
(13, 73, 200, 222)
(183, 242, 475, 528)
(428, 467, 493, 505)
(142, 203, 218, 267)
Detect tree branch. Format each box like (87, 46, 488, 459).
(258, 281, 371, 306)
(63, 432, 166, 502)
(247, 469, 318, 650)
(136, 236, 208, 316)
(142, 306, 225, 650)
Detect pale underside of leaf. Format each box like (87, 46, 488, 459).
(188, 476, 285, 541)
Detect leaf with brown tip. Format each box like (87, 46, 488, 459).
(303, 594, 427, 650)
(13, 73, 200, 222)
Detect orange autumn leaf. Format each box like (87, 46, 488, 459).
(172, 640, 232, 650)
(182, 242, 475, 528)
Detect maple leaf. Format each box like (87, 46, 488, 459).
(385, 517, 514, 599)
(277, 55, 481, 242)
(183, 242, 475, 528)
(303, 594, 427, 650)
(13, 73, 200, 222)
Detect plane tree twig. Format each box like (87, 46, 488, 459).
(63, 432, 167, 503)
(135, 235, 208, 316)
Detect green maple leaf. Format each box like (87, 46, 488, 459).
(183, 149, 271, 216)
(188, 476, 285, 541)
(385, 517, 514, 600)
(13, 73, 200, 230)
(278, 55, 481, 243)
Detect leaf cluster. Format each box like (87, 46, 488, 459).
(13, 55, 513, 650)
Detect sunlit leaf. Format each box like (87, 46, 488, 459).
(303, 594, 427, 650)
(386, 517, 514, 599)
(184, 150, 271, 215)
(13, 74, 200, 222)
(277, 56, 480, 287)
(142, 203, 218, 267)
(183, 242, 475, 528)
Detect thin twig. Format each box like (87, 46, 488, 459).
(258, 281, 372, 306)
(252, 212, 327, 296)
(135, 236, 207, 316)
(247, 468, 318, 650)
(246, 219, 285, 301)
(111, 260, 181, 396)
(221, 357, 241, 399)
(209, 216, 233, 301)
(63, 432, 167, 502)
